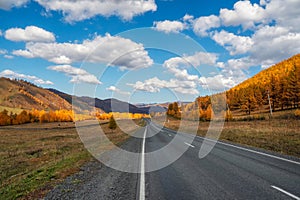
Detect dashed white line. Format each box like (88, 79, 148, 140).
(139, 128, 147, 200)
(168, 134, 172, 137)
(184, 142, 195, 148)
(271, 186, 300, 200)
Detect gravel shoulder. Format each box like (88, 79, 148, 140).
(45, 133, 142, 200)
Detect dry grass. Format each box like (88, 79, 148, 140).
(0, 119, 143, 200)
(156, 116, 300, 158)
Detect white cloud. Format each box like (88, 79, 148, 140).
(0, 49, 7, 54)
(0, 0, 29, 10)
(265, 0, 300, 32)
(211, 30, 253, 55)
(183, 14, 194, 22)
(13, 34, 153, 70)
(219, 0, 267, 29)
(48, 65, 101, 85)
(153, 20, 187, 34)
(200, 75, 228, 91)
(4, 55, 14, 59)
(12, 49, 35, 58)
(5, 26, 55, 42)
(163, 52, 218, 68)
(128, 52, 220, 95)
(193, 15, 220, 36)
(106, 86, 130, 95)
(35, 0, 157, 22)
(199, 57, 252, 91)
(128, 77, 199, 95)
(0, 69, 53, 85)
(249, 25, 300, 66)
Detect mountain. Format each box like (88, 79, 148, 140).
(0, 78, 152, 114)
(135, 104, 167, 113)
(0, 77, 72, 111)
(48, 89, 149, 114)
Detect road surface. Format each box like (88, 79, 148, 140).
(46, 120, 300, 200)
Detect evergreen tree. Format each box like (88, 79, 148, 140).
(108, 116, 117, 132)
(287, 64, 300, 108)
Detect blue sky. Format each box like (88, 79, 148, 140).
(0, 0, 299, 104)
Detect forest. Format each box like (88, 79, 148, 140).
(167, 54, 300, 120)
(0, 109, 74, 126)
(0, 108, 150, 126)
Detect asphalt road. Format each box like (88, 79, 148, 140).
(46, 120, 300, 200)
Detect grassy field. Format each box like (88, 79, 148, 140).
(154, 116, 300, 158)
(0, 119, 143, 200)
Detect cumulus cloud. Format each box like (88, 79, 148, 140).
(219, 0, 267, 29)
(48, 65, 101, 85)
(265, 0, 300, 32)
(35, 0, 157, 22)
(106, 86, 130, 95)
(153, 20, 187, 34)
(5, 26, 55, 42)
(0, 0, 29, 10)
(0, 69, 53, 85)
(4, 55, 14, 59)
(199, 57, 253, 91)
(128, 52, 220, 95)
(183, 14, 194, 22)
(0, 49, 7, 54)
(13, 34, 153, 70)
(193, 15, 220, 36)
(163, 52, 218, 68)
(128, 77, 200, 95)
(211, 30, 253, 55)
(249, 25, 300, 66)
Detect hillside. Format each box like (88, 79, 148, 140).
(0, 77, 152, 114)
(0, 77, 72, 111)
(232, 54, 300, 91)
(227, 54, 300, 114)
(167, 54, 300, 119)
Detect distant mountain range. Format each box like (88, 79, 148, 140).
(48, 89, 167, 114)
(0, 77, 166, 114)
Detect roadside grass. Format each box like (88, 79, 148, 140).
(159, 117, 300, 158)
(0, 119, 143, 199)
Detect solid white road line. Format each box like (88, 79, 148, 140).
(139, 128, 147, 200)
(271, 186, 300, 200)
(184, 142, 195, 148)
(196, 136, 300, 166)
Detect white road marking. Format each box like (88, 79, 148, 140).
(271, 186, 300, 200)
(168, 134, 172, 137)
(196, 136, 300, 166)
(184, 142, 195, 148)
(139, 128, 147, 200)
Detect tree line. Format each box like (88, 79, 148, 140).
(0, 109, 74, 126)
(96, 112, 150, 120)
